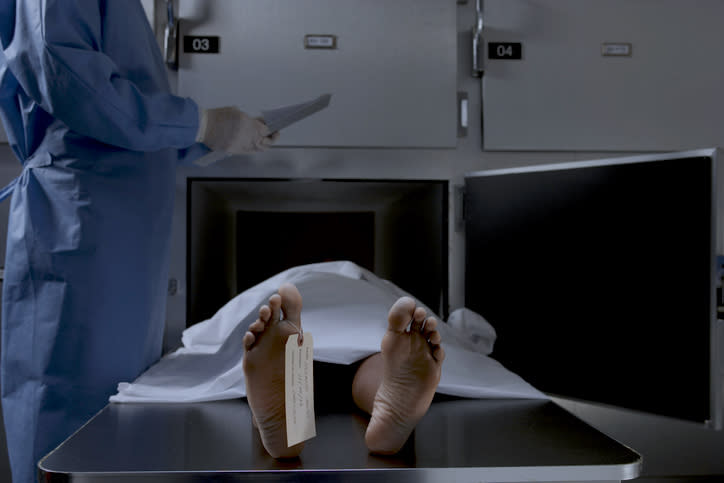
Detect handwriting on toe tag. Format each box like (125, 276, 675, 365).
(285, 333, 316, 447)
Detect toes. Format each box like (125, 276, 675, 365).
(268, 294, 282, 323)
(421, 317, 437, 336)
(387, 297, 416, 332)
(409, 307, 427, 332)
(258, 304, 271, 325)
(421, 317, 439, 344)
(243, 331, 256, 350)
(417, 316, 443, 359)
(427, 331, 442, 345)
(249, 320, 265, 334)
(279, 283, 303, 328)
(432, 344, 445, 363)
(244, 318, 268, 350)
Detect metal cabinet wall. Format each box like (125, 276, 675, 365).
(481, 0, 724, 151)
(176, 0, 458, 148)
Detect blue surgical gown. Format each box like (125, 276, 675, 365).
(0, 2, 209, 482)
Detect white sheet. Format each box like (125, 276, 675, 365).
(110, 261, 546, 403)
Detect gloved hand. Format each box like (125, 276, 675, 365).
(195, 107, 280, 154)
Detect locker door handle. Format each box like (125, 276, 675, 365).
(472, 0, 484, 77)
(164, 0, 178, 68)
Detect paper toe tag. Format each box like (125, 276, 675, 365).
(285, 333, 316, 447)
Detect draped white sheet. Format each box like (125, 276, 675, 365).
(110, 261, 546, 403)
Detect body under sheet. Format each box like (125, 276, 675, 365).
(110, 261, 546, 403)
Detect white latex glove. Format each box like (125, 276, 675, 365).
(195, 107, 280, 154)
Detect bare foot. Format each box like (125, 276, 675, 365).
(242, 283, 305, 458)
(365, 297, 445, 454)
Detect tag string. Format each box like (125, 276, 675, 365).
(282, 319, 304, 346)
(408, 316, 429, 333)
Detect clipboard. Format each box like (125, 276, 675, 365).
(194, 94, 332, 167)
(261, 93, 332, 133)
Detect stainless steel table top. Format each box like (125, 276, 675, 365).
(39, 398, 641, 482)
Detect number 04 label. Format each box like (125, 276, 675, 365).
(488, 42, 523, 60)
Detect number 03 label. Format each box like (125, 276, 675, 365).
(183, 36, 220, 54)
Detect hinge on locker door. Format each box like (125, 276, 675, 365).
(454, 185, 466, 232)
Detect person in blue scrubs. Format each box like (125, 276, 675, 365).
(0, 2, 276, 482)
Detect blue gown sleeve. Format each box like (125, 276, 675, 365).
(177, 142, 212, 167)
(3, 0, 200, 152)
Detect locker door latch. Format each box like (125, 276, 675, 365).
(472, 0, 484, 77)
(458, 91, 469, 138)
